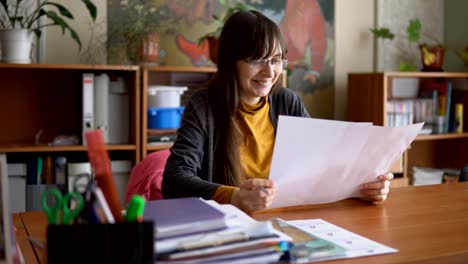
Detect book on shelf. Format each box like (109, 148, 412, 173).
(143, 197, 227, 239)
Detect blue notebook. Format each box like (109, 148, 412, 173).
(143, 197, 227, 239)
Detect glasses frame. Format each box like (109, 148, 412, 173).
(243, 58, 289, 68)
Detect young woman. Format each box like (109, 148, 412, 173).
(162, 10, 392, 213)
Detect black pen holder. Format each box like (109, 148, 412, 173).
(47, 221, 154, 264)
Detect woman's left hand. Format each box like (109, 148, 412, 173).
(360, 173, 394, 202)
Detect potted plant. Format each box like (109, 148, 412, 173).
(371, 18, 445, 72)
(107, 0, 176, 65)
(0, 0, 97, 63)
(197, 0, 255, 64)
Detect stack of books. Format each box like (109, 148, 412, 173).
(143, 197, 291, 263)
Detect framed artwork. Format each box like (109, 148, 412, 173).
(108, 0, 335, 118)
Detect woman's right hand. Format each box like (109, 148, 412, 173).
(230, 178, 276, 214)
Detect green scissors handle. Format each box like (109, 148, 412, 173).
(61, 192, 84, 224)
(41, 188, 84, 225)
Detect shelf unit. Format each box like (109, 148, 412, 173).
(347, 72, 468, 186)
(1, 63, 141, 211)
(141, 66, 217, 158)
(0, 63, 141, 164)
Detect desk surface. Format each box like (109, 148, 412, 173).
(15, 183, 468, 263)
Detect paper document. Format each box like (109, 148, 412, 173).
(288, 219, 398, 260)
(269, 116, 423, 208)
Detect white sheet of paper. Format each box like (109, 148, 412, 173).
(269, 116, 423, 208)
(288, 219, 398, 259)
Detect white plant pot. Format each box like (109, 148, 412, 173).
(0, 29, 34, 64)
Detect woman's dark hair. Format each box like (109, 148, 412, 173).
(208, 10, 287, 186)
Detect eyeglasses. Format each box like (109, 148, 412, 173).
(243, 58, 289, 68)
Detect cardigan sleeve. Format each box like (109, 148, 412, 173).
(162, 91, 221, 200)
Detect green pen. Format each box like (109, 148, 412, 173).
(125, 195, 146, 222)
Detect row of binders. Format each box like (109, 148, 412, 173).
(143, 197, 346, 263)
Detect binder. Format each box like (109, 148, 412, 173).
(108, 77, 129, 144)
(94, 73, 110, 143)
(82, 73, 95, 145)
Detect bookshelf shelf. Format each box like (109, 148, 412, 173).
(348, 72, 468, 186)
(415, 132, 468, 141)
(141, 66, 217, 158)
(0, 63, 141, 163)
(0, 145, 137, 153)
(0, 64, 141, 212)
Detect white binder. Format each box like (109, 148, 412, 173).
(94, 73, 110, 143)
(82, 73, 94, 145)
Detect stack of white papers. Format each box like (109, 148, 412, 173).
(269, 116, 423, 208)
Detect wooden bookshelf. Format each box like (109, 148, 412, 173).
(347, 72, 468, 186)
(0, 63, 141, 162)
(141, 66, 217, 158)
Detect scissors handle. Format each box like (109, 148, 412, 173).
(61, 192, 85, 225)
(41, 189, 63, 225)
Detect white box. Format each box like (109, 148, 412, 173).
(391, 78, 419, 98)
(111, 160, 132, 206)
(148, 85, 187, 108)
(7, 163, 26, 213)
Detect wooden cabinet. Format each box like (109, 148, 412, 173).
(0, 64, 140, 210)
(0, 63, 140, 162)
(141, 66, 217, 158)
(347, 72, 468, 186)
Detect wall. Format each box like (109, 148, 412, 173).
(375, 0, 444, 72)
(43, 0, 107, 64)
(334, 0, 374, 120)
(444, 0, 468, 72)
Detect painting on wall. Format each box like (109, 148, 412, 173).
(108, 0, 335, 118)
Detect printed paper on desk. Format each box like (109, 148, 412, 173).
(269, 116, 423, 208)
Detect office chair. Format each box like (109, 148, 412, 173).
(124, 149, 170, 204)
(459, 165, 468, 182)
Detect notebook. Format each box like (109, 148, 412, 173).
(143, 197, 227, 239)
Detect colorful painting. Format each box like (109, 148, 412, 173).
(108, 0, 335, 118)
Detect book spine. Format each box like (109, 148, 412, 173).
(455, 103, 464, 133)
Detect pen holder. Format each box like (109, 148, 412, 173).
(47, 221, 154, 264)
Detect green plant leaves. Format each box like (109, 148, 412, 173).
(406, 19, 421, 43)
(1, 0, 97, 49)
(370, 28, 395, 40)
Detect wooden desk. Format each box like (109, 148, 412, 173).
(15, 183, 468, 263)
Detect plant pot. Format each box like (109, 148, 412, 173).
(420, 45, 445, 72)
(139, 32, 160, 65)
(0, 29, 34, 64)
(207, 36, 219, 64)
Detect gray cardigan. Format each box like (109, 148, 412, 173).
(162, 88, 310, 199)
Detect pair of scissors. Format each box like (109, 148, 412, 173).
(41, 188, 84, 225)
(73, 173, 102, 224)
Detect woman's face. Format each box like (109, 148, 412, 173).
(236, 47, 284, 105)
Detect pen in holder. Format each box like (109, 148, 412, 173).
(47, 221, 154, 264)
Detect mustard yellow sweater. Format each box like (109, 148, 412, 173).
(211, 97, 275, 203)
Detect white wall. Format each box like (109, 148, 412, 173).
(334, 0, 375, 120)
(43, 0, 107, 64)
